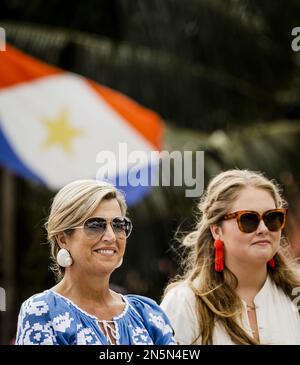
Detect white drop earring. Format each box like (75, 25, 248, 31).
(56, 248, 73, 268)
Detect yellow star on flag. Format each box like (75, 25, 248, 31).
(42, 109, 84, 155)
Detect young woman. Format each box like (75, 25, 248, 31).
(161, 169, 300, 344)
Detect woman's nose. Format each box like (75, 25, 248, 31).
(256, 219, 269, 234)
(101, 222, 117, 241)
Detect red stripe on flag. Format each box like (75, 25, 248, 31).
(89, 81, 163, 150)
(0, 44, 61, 88)
(0, 44, 164, 150)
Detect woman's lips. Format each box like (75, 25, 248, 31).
(251, 240, 271, 246)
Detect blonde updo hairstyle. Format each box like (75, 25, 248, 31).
(45, 180, 127, 281)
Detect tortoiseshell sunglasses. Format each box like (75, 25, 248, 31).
(222, 208, 287, 233)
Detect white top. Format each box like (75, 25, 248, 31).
(160, 275, 300, 344)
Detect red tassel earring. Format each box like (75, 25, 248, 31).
(214, 239, 224, 272)
(268, 257, 275, 269)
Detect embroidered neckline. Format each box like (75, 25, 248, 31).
(45, 289, 129, 322)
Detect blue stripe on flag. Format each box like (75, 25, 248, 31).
(107, 164, 157, 206)
(116, 181, 152, 206)
(0, 124, 45, 184)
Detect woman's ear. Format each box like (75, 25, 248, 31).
(56, 232, 67, 249)
(210, 224, 221, 241)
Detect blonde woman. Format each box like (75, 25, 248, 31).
(161, 169, 300, 344)
(16, 180, 176, 345)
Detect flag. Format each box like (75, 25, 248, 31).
(0, 45, 163, 205)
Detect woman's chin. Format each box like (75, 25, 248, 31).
(251, 252, 273, 265)
(85, 261, 120, 276)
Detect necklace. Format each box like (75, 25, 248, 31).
(246, 303, 256, 311)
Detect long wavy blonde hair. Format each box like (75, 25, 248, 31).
(164, 169, 300, 344)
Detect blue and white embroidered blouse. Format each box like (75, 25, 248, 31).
(16, 290, 176, 345)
